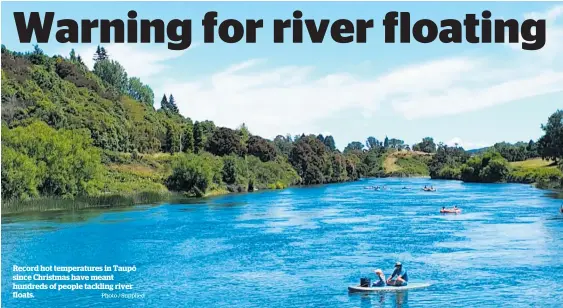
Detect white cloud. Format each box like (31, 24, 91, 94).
(507, 5, 563, 61)
(70, 43, 190, 79)
(159, 60, 387, 138)
(61, 6, 562, 142)
(159, 51, 563, 139)
(393, 69, 563, 120)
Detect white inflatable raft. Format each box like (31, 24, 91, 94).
(348, 282, 431, 293)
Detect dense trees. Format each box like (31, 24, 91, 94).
(290, 136, 328, 185)
(537, 110, 563, 163)
(182, 121, 195, 153)
(388, 138, 405, 150)
(247, 136, 277, 162)
(274, 135, 294, 156)
(93, 59, 128, 94)
(127, 77, 154, 106)
(166, 153, 222, 197)
(429, 144, 469, 179)
(413, 137, 437, 153)
(93, 46, 108, 62)
(2, 122, 103, 200)
(288, 135, 359, 185)
(323, 135, 336, 151)
(366, 137, 382, 150)
(460, 152, 510, 183)
(206, 127, 245, 156)
(344, 141, 364, 153)
(493, 141, 538, 162)
(2, 45, 561, 203)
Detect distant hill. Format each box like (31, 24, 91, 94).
(466, 147, 490, 154)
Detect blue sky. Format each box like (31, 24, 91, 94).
(2, 1, 562, 150)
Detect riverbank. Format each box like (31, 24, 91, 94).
(4, 173, 562, 216)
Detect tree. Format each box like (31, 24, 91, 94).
(274, 135, 293, 156)
(247, 136, 277, 162)
(384, 136, 389, 148)
(182, 122, 194, 153)
(164, 122, 181, 154)
(193, 121, 205, 153)
(29, 44, 47, 65)
(460, 151, 509, 183)
(366, 137, 382, 150)
(238, 123, 250, 147)
(413, 137, 436, 153)
(289, 136, 327, 185)
(69, 49, 76, 61)
(317, 134, 325, 144)
(127, 77, 154, 106)
(93, 45, 109, 62)
(429, 143, 469, 179)
(388, 138, 405, 150)
(206, 127, 245, 156)
(344, 141, 364, 153)
(538, 110, 563, 162)
(1, 146, 40, 200)
(2, 122, 103, 198)
(166, 154, 216, 197)
(324, 135, 336, 151)
(93, 59, 128, 94)
(168, 94, 179, 113)
(160, 94, 169, 111)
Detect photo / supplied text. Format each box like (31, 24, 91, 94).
(11, 265, 145, 300)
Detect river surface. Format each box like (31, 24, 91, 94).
(2, 178, 563, 307)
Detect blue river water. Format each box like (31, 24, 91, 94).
(2, 178, 563, 307)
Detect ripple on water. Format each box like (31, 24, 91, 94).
(2, 179, 562, 307)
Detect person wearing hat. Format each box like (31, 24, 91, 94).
(372, 269, 386, 287)
(386, 262, 408, 286)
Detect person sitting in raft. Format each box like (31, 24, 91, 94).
(387, 262, 408, 286)
(372, 269, 386, 287)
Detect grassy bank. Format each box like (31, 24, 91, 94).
(383, 151, 431, 177)
(508, 158, 563, 189)
(1, 191, 171, 215)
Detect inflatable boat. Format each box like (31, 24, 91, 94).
(348, 282, 432, 293)
(440, 208, 461, 214)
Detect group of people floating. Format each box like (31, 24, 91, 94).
(440, 205, 461, 214)
(365, 186, 387, 190)
(369, 262, 408, 287)
(364, 185, 436, 191)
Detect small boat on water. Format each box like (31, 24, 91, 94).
(440, 208, 461, 214)
(348, 282, 432, 293)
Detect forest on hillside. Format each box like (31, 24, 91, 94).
(1, 45, 562, 205)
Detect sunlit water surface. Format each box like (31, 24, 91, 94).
(2, 178, 563, 307)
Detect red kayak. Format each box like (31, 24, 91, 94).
(440, 209, 461, 214)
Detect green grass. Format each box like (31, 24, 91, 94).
(508, 158, 562, 187)
(509, 158, 557, 169)
(384, 151, 431, 177)
(1, 191, 171, 215)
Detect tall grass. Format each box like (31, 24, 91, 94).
(2, 191, 171, 215)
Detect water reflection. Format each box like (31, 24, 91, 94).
(353, 291, 408, 308)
